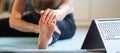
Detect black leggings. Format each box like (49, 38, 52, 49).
(0, 13, 76, 45)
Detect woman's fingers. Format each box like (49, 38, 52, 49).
(40, 8, 57, 24)
(47, 11, 56, 24)
(39, 10, 44, 24)
(41, 8, 51, 24)
(52, 15, 57, 24)
(40, 10, 44, 15)
(44, 10, 53, 24)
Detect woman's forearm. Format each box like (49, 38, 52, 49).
(9, 0, 39, 34)
(9, 18, 39, 34)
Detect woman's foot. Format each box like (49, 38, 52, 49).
(38, 22, 55, 49)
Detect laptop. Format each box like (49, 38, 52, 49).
(81, 18, 120, 53)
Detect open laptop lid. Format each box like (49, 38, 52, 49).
(81, 20, 105, 50)
(95, 18, 120, 53)
(81, 18, 120, 53)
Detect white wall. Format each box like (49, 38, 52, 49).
(91, 0, 120, 18)
(73, 0, 90, 19)
(73, 0, 91, 27)
(73, 0, 120, 27)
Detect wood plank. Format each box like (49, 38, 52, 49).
(0, 0, 6, 13)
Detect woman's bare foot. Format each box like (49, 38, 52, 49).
(38, 22, 55, 49)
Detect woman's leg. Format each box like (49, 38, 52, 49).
(0, 14, 38, 37)
(57, 13, 76, 40)
(48, 13, 76, 45)
(0, 18, 12, 36)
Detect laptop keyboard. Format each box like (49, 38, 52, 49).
(98, 22, 120, 40)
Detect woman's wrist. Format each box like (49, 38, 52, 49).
(54, 9, 68, 21)
(54, 6, 73, 21)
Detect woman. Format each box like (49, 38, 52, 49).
(0, 0, 76, 49)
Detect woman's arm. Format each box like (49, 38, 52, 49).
(9, 0, 39, 34)
(55, 0, 73, 21)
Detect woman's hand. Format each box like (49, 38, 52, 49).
(39, 8, 57, 25)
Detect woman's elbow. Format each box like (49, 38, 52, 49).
(9, 17, 18, 29)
